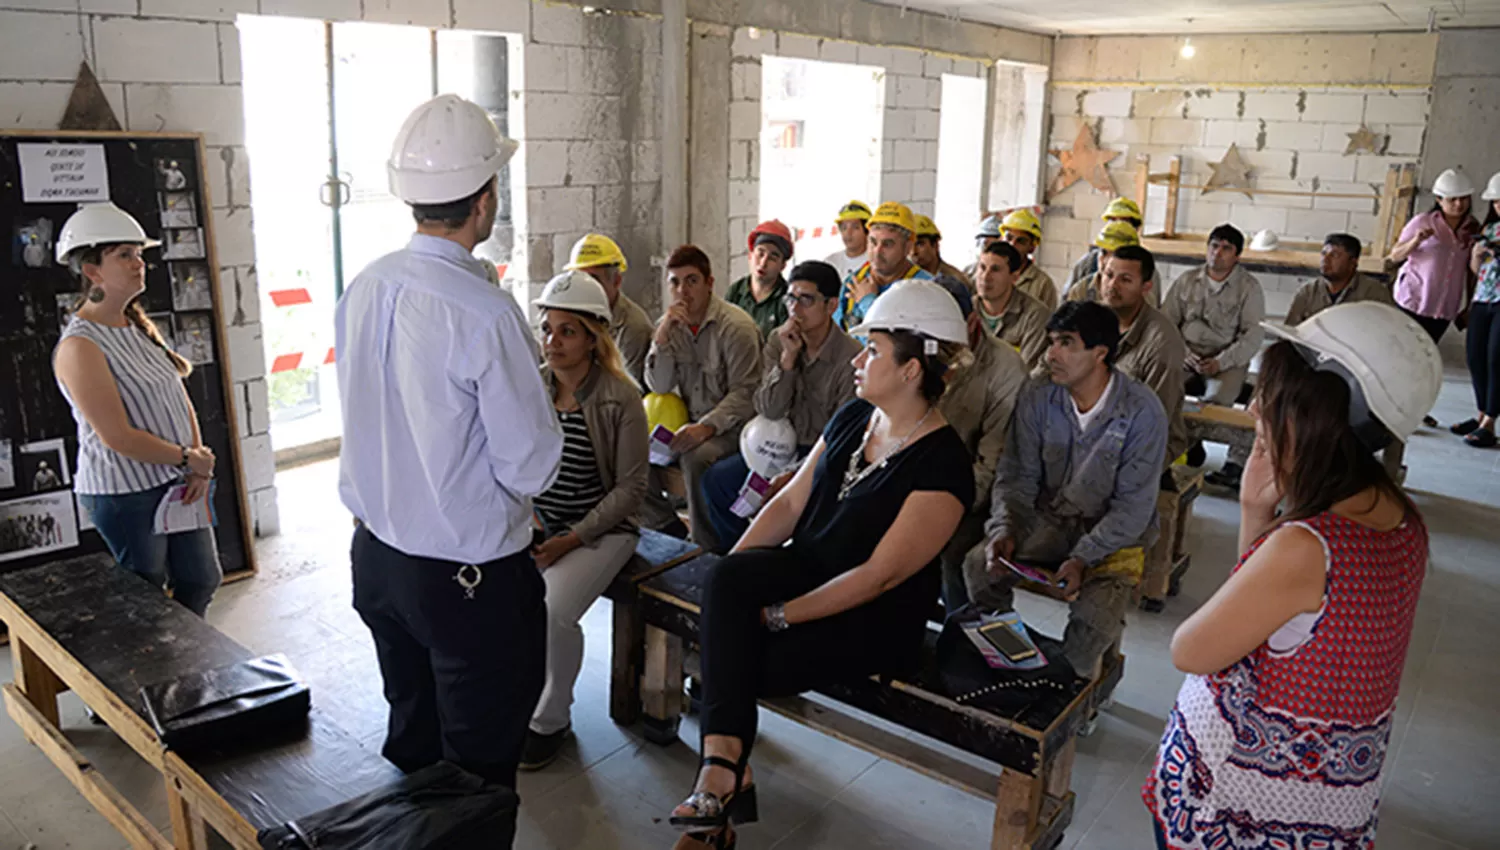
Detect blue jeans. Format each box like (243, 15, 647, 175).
(79, 482, 222, 617)
(700, 446, 814, 554)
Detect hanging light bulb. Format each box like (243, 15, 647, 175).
(1180, 38, 1197, 59)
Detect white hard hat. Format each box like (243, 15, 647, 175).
(387, 94, 518, 204)
(1261, 302, 1441, 444)
(1431, 167, 1475, 199)
(975, 214, 1003, 239)
(1249, 229, 1280, 252)
(739, 416, 798, 478)
(1482, 171, 1500, 202)
(847, 280, 969, 344)
(55, 202, 159, 265)
(533, 270, 612, 323)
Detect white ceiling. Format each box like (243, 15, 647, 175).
(866, 0, 1500, 35)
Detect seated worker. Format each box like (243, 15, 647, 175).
(932, 278, 1027, 611)
(965, 213, 1004, 280)
(523, 271, 650, 770)
(1065, 219, 1162, 308)
(644, 245, 763, 551)
(823, 200, 872, 282)
(700, 261, 861, 551)
(725, 220, 793, 339)
(566, 233, 654, 387)
(963, 301, 1168, 677)
(833, 201, 935, 330)
(912, 215, 973, 290)
(1000, 209, 1060, 309)
(1066, 196, 1143, 293)
(1213, 231, 1402, 488)
(667, 281, 975, 848)
(1161, 224, 1265, 467)
(1094, 245, 1190, 467)
(975, 240, 1050, 370)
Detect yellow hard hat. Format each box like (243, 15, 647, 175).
(835, 200, 872, 223)
(867, 201, 916, 235)
(565, 233, 628, 273)
(643, 392, 690, 433)
(1001, 209, 1043, 241)
(1095, 219, 1141, 252)
(1101, 197, 1142, 223)
(913, 214, 941, 239)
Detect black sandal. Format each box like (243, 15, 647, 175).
(669, 754, 758, 834)
(1465, 428, 1497, 448)
(1451, 418, 1482, 436)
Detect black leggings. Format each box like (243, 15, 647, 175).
(698, 548, 926, 756)
(1469, 301, 1500, 417)
(1401, 306, 1450, 346)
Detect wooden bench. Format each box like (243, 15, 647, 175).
(603, 528, 704, 726)
(629, 554, 1124, 850)
(0, 554, 404, 849)
(1140, 465, 1208, 611)
(1185, 403, 1256, 460)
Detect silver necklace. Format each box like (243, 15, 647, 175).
(838, 407, 933, 501)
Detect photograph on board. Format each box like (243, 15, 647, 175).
(170, 262, 213, 311)
(154, 157, 191, 191)
(12, 217, 54, 269)
(56, 293, 80, 333)
(159, 192, 198, 229)
(0, 492, 80, 563)
(147, 312, 177, 351)
(162, 228, 205, 261)
(19, 438, 70, 493)
(0, 439, 13, 490)
(175, 313, 214, 365)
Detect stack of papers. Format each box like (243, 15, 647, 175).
(648, 425, 678, 467)
(153, 482, 217, 535)
(729, 471, 773, 518)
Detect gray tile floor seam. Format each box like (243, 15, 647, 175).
(762, 757, 884, 850)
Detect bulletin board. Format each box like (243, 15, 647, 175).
(0, 131, 255, 581)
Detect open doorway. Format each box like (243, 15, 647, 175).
(758, 55, 885, 264)
(239, 16, 513, 458)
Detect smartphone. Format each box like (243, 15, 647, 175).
(978, 620, 1038, 663)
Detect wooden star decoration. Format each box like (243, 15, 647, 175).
(1344, 124, 1385, 155)
(1203, 143, 1254, 198)
(1048, 122, 1119, 198)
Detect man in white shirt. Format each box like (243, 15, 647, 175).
(822, 200, 872, 281)
(336, 95, 563, 797)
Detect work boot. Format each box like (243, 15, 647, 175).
(1205, 462, 1243, 490)
(519, 726, 572, 772)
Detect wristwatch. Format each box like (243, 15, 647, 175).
(764, 602, 790, 632)
(178, 445, 190, 469)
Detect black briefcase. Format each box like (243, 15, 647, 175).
(139, 653, 311, 752)
(257, 761, 518, 849)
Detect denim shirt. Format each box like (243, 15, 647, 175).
(986, 371, 1168, 566)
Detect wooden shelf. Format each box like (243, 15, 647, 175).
(1141, 233, 1390, 277)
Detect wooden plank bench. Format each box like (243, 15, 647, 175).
(630, 554, 1124, 850)
(1140, 465, 1207, 611)
(0, 554, 403, 850)
(1185, 403, 1256, 460)
(603, 528, 704, 726)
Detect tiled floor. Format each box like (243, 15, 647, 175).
(1, 359, 1496, 849)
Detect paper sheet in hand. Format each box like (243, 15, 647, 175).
(996, 553, 1060, 587)
(729, 471, 772, 518)
(153, 482, 217, 535)
(648, 425, 678, 466)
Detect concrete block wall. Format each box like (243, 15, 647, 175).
(1042, 32, 1440, 319)
(511, 6, 664, 316)
(0, 3, 277, 536)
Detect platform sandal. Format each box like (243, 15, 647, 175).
(669, 754, 758, 833)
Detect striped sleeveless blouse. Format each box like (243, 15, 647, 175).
(56, 317, 195, 495)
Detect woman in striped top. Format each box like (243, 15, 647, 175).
(521, 271, 650, 771)
(51, 202, 222, 617)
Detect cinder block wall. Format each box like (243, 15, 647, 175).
(1043, 33, 1439, 318)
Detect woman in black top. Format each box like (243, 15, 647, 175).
(669, 281, 977, 848)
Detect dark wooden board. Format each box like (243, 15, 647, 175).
(0, 132, 252, 579)
(0, 555, 399, 831)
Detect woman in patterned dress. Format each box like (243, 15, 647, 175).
(1143, 302, 1443, 850)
